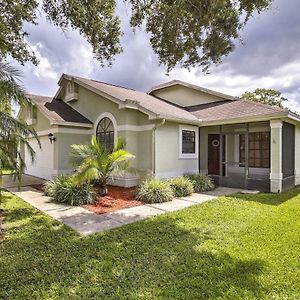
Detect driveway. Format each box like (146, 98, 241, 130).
(1, 174, 45, 189)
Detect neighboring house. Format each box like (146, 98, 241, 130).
(18, 74, 300, 193)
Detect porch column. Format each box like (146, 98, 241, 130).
(270, 120, 283, 193)
(199, 127, 208, 174)
(295, 125, 300, 186)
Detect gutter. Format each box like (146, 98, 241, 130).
(152, 118, 166, 177)
(50, 121, 93, 128)
(199, 112, 288, 127)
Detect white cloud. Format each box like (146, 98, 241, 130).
(28, 42, 58, 81)
(9, 0, 299, 114)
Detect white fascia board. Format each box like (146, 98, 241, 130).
(148, 80, 237, 101)
(287, 112, 300, 123)
(199, 112, 288, 127)
(50, 120, 93, 128)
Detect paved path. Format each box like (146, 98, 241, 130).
(2, 174, 45, 189)
(8, 186, 241, 235)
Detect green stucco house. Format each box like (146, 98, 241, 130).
(19, 74, 300, 193)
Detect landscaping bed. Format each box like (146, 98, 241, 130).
(32, 183, 143, 214)
(30, 184, 44, 192)
(84, 185, 143, 214)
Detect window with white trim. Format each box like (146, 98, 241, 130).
(182, 130, 196, 154)
(96, 117, 115, 152)
(179, 126, 198, 159)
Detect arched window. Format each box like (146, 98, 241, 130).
(96, 117, 114, 152)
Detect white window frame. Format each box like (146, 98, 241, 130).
(94, 112, 118, 146)
(179, 125, 199, 159)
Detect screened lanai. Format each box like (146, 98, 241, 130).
(199, 120, 297, 193)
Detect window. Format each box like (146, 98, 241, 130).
(96, 117, 115, 152)
(179, 126, 198, 159)
(67, 82, 73, 93)
(240, 132, 270, 168)
(26, 105, 37, 119)
(182, 130, 196, 154)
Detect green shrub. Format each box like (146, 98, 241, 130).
(44, 175, 96, 206)
(44, 175, 69, 197)
(184, 173, 215, 192)
(168, 176, 194, 197)
(136, 179, 174, 203)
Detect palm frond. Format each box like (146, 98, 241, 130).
(0, 63, 40, 186)
(69, 144, 93, 167)
(70, 136, 135, 188)
(114, 136, 126, 151)
(0, 62, 28, 107)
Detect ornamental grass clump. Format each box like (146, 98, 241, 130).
(184, 173, 215, 192)
(168, 176, 194, 197)
(44, 175, 96, 206)
(136, 179, 174, 204)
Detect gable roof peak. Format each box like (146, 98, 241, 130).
(58, 73, 136, 92)
(148, 79, 238, 101)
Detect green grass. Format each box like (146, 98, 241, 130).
(0, 169, 14, 175)
(1, 188, 300, 299)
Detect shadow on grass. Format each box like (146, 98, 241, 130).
(0, 197, 267, 299)
(0, 194, 39, 223)
(232, 186, 300, 206)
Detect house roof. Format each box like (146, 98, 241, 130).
(190, 99, 289, 124)
(148, 79, 238, 101)
(26, 75, 299, 128)
(26, 94, 93, 126)
(61, 74, 199, 123)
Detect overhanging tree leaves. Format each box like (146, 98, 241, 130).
(241, 88, 288, 108)
(0, 0, 272, 71)
(0, 62, 40, 187)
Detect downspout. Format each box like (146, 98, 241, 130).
(152, 118, 166, 177)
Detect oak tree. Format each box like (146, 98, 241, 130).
(242, 88, 288, 108)
(0, 0, 272, 71)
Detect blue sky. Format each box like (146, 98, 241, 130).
(14, 0, 300, 112)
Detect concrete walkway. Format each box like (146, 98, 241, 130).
(8, 186, 241, 235)
(2, 174, 45, 189)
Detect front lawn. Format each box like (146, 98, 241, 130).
(0, 169, 14, 175)
(1, 188, 300, 299)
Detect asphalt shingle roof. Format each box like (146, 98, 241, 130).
(26, 94, 92, 124)
(26, 75, 295, 127)
(190, 99, 288, 122)
(71, 76, 198, 123)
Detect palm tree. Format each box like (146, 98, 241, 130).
(70, 136, 135, 196)
(0, 62, 39, 188)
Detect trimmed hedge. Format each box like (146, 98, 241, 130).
(168, 176, 194, 197)
(136, 179, 174, 203)
(184, 173, 215, 192)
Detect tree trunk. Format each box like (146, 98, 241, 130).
(99, 180, 108, 196)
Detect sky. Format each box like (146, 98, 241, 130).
(14, 0, 300, 112)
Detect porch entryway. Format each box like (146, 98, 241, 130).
(207, 130, 270, 192)
(200, 120, 297, 193)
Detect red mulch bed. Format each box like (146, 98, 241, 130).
(30, 183, 142, 214)
(84, 185, 143, 214)
(31, 184, 45, 192)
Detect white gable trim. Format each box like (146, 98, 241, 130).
(148, 80, 237, 101)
